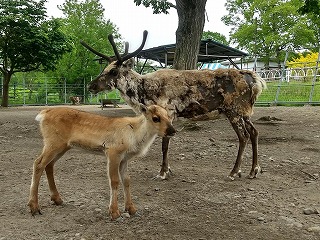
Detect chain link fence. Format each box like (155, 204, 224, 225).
(0, 77, 122, 106)
(0, 66, 319, 106)
(256, 66, 320, 105)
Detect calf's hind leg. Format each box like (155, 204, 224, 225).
(28, 145, 68, 215)
(45, 148, 70, 205)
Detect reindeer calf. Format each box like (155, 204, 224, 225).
(28, 105, 176, 220)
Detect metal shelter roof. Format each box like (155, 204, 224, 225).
(137, 39, 248, 68)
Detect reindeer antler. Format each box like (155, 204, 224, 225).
(108, 30, 148, 64)
(80, 31, 148, 64)
(80, 40, 114, 63)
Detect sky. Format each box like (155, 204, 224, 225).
(45, 0, 231, 50)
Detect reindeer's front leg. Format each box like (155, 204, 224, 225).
(158, 136, 171, 179)
(106, 148, 122, 220)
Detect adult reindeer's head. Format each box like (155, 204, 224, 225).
(81, 31, 148, 94)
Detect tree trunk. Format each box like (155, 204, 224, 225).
(1, 72, 12, 107)
(173, 0, 207, 70)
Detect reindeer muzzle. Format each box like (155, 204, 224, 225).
(165, 125, 176, 137)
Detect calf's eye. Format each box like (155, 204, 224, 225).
(152, 116, 160, 123)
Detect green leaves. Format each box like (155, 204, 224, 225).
(53, 0, 120, 84)
(0, 0, 72, 106)
(0, 0, 71, 74)
(202, 31, 228, 45)
(223, 0, 318, 66)
(298, 0, 320, 15)
(134, 0, 174, 14)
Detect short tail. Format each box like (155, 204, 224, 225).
(35, 110, 45, 122)
(251, 73, 267, 104)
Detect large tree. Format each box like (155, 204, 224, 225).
(52, 0, 120, 88)
(222, 0, 316, 69)
(0, 0, 71, 107)
(134, 0, 207, 70)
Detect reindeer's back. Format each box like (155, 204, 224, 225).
(141, 68, 266, 118)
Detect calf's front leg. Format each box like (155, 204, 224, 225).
(106, 149, 122, 220)
(119, 159, 136, 216)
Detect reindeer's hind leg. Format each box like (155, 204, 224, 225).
(225, 112, 250, 180)
(157, 137, 171, 180)
(244, 117, 262, 178)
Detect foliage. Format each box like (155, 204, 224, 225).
(298, 0, 320, 15)
(50, 0, 121, 89)
(287, 52, 319, 68)
(0, 0, 71, 73)
(297, 0, 320, 51)
(202, 31, 228, 45)
(0, 0, 72, 107)
(134, 0, 175, 14)
(222, 0, 316, 68)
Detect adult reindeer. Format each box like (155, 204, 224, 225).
(81, 31, 267, 180)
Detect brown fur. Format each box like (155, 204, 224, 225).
(28, 105, 176, 220)
(87, 59, 267, 180)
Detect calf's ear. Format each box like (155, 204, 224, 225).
(139, 103, 148, 114)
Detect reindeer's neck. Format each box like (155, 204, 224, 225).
(116, 71, 147, 114)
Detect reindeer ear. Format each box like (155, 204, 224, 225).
(139, 103, 148, 114)
(123, 58, 135, 69)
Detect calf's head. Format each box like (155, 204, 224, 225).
(140, 104, 176, 138)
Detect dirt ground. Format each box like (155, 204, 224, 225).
(1, 104, 320, 240)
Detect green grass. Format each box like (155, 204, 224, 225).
(256, 80, 320, 105)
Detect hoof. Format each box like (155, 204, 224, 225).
(51, 195, 63, 205)
(28, 201, 41, 216)
(248, 166, 262, 179)
(228, 170, 242, 181)
(154, 168, 172, 180)
(109, 209, 121, 220)
(125, 205, 137, 216)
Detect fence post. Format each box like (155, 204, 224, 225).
(45, 77, 48, 105)
(64, 78, 67, 104)
(83, 77, 86, 104)
(308, 46, 320, 103)
(274, 51, 289, 104)
(23, 75, 26, 105)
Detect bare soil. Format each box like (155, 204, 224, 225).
(1, 105, 320, 240)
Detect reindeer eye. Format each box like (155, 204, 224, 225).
(109, 69, 118, 76)
(152, 116, 161, 123)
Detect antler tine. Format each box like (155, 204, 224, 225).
(123, 42, 129, 55)
(80, 40, 112, 63)
(121, 30, 148, 63)
(108, 34, 122, 62)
